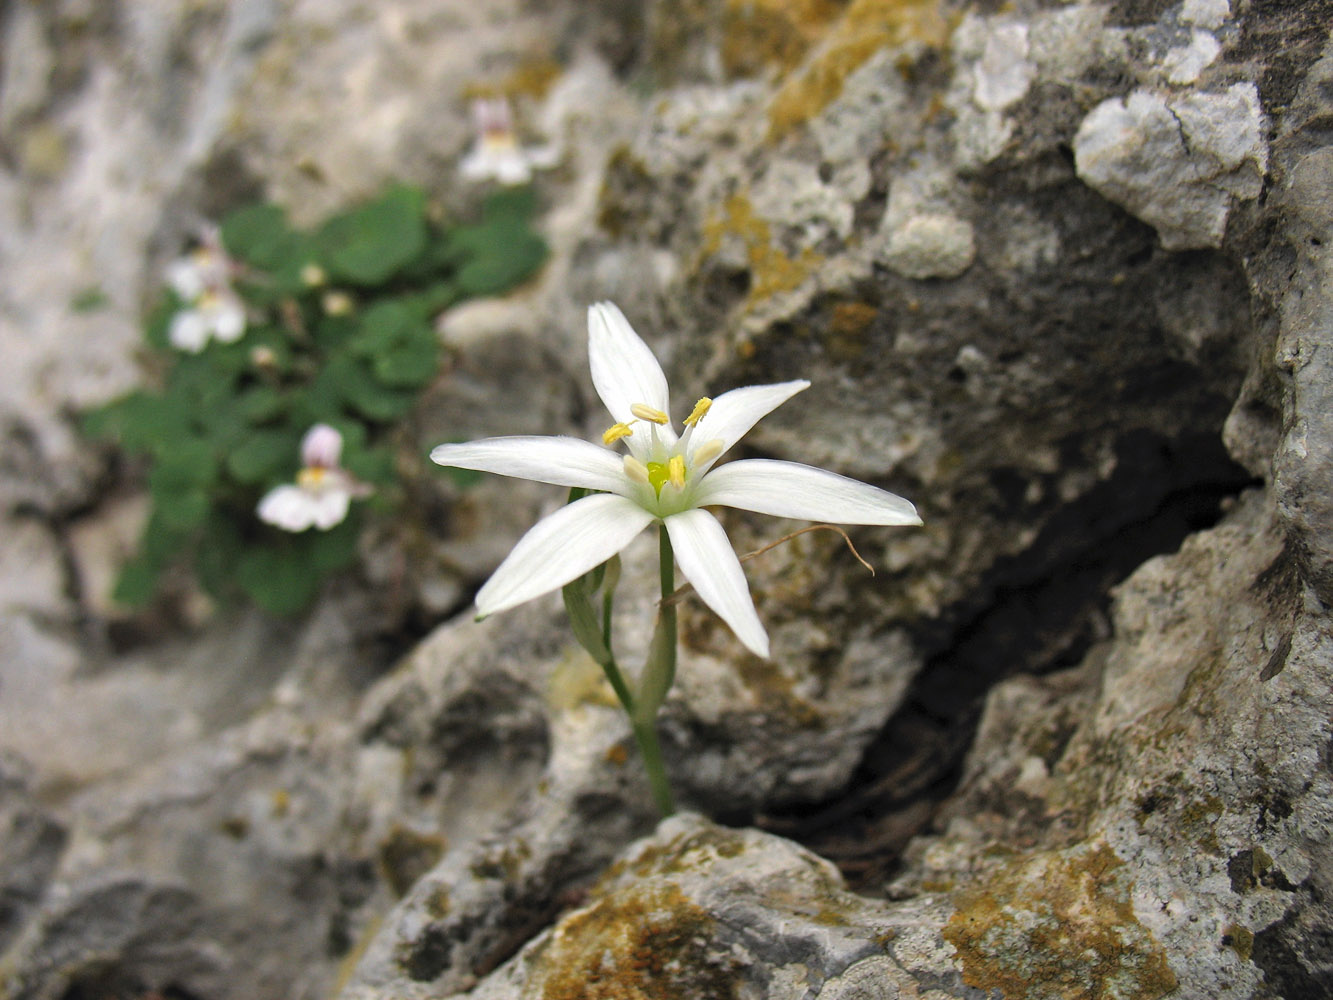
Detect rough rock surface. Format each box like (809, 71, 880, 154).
(1, 0, 1331, 998)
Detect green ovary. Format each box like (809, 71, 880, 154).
(646, 461, 671, 498)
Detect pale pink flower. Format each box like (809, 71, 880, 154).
(258, 425, 371, 532)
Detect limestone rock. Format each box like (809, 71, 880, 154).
(1073, 84, 1267, 250)
(1, 0, 1332, 998)
(461, 813, 961, 1000)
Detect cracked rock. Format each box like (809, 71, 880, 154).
(1073, 84, 1267, 250)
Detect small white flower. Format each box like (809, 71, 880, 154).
(165, 241, 247, 353)
(431, 302, 921, 658)
(258, 424, 371, 532)
(459, 96, 559, 186)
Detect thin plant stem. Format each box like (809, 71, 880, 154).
(629, 524, 677, 817)
(633, 716, 675, 818)
(600, 653, 636, 717)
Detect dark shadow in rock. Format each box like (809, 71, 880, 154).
(762, 428, 1257, 887)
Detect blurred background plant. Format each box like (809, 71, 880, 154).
(83, 184, 547, 616)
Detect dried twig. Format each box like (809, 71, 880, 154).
(662, 524, 873, 607)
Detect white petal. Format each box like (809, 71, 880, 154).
(211, 296, 246, 342)
(459, 148, 491, 180)
(309, 489, 352, 530)
(495, 152, 533, 185)
(430, 436, 629, 493)
(587, 302, 671, 425)
(664, 508, 769, 659)
(526, 143, 560, 169)
(302, 424, 344, 468)
(169, 310, 209, 352)
(689, 380, 809, 468)
(165, 258, 204, 300)
(476, 493, 654, 617)
(695, 459, 922, 526)
(258, 485, 318, 532)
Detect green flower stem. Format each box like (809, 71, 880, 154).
(632, 713, 675, 818)
(600, 653, 637, 718)
(630, 524, 677, 817)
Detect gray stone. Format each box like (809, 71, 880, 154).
(2, 1, 1332, 999)
(1073, 84, 1267, 250)
(459, 813, 959, 1000)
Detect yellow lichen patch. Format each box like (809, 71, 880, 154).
(535, 883, 738, 1000)
(721, 0, 848, 78)
(700, 194, 823, 307)
(767, 0, 951, 141)
(942, 839, 1178, 1000)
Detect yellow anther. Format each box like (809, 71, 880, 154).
(297, 466, 327, 490)
(667, 454, 686, 489)
(683, 397, 712, 427)
(693, 438, 724, 466)
(603, 422, 634, 445)
(624, 455, 650, 485)
(300, 263, 327, 287)
(629, 403, 669, 425)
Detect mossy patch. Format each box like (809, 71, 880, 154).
(700, 193, 822, 307)
(1223, 923, 1255, 962)
(378, 825, 448, 898)
(535, 883, 739, 1000)
(733, 656, 825, 729)
(461, 56, 563, 101)
(766, 0, 951, 141)
(943, 839, 1178, 1000)
(825, 299, 879, 360)
(469, 839, 532, 882)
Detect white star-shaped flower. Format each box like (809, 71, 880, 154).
(430, 302, 921, 658)
(165, 243, 247, 353)
(258, 424, 371, 532)
(459, 96, 558, 186)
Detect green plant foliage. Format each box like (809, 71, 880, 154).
(84, 183, 548, 616)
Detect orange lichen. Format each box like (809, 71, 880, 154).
(942, 839, 1178, 1000)
(767, 0, 951, 140)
